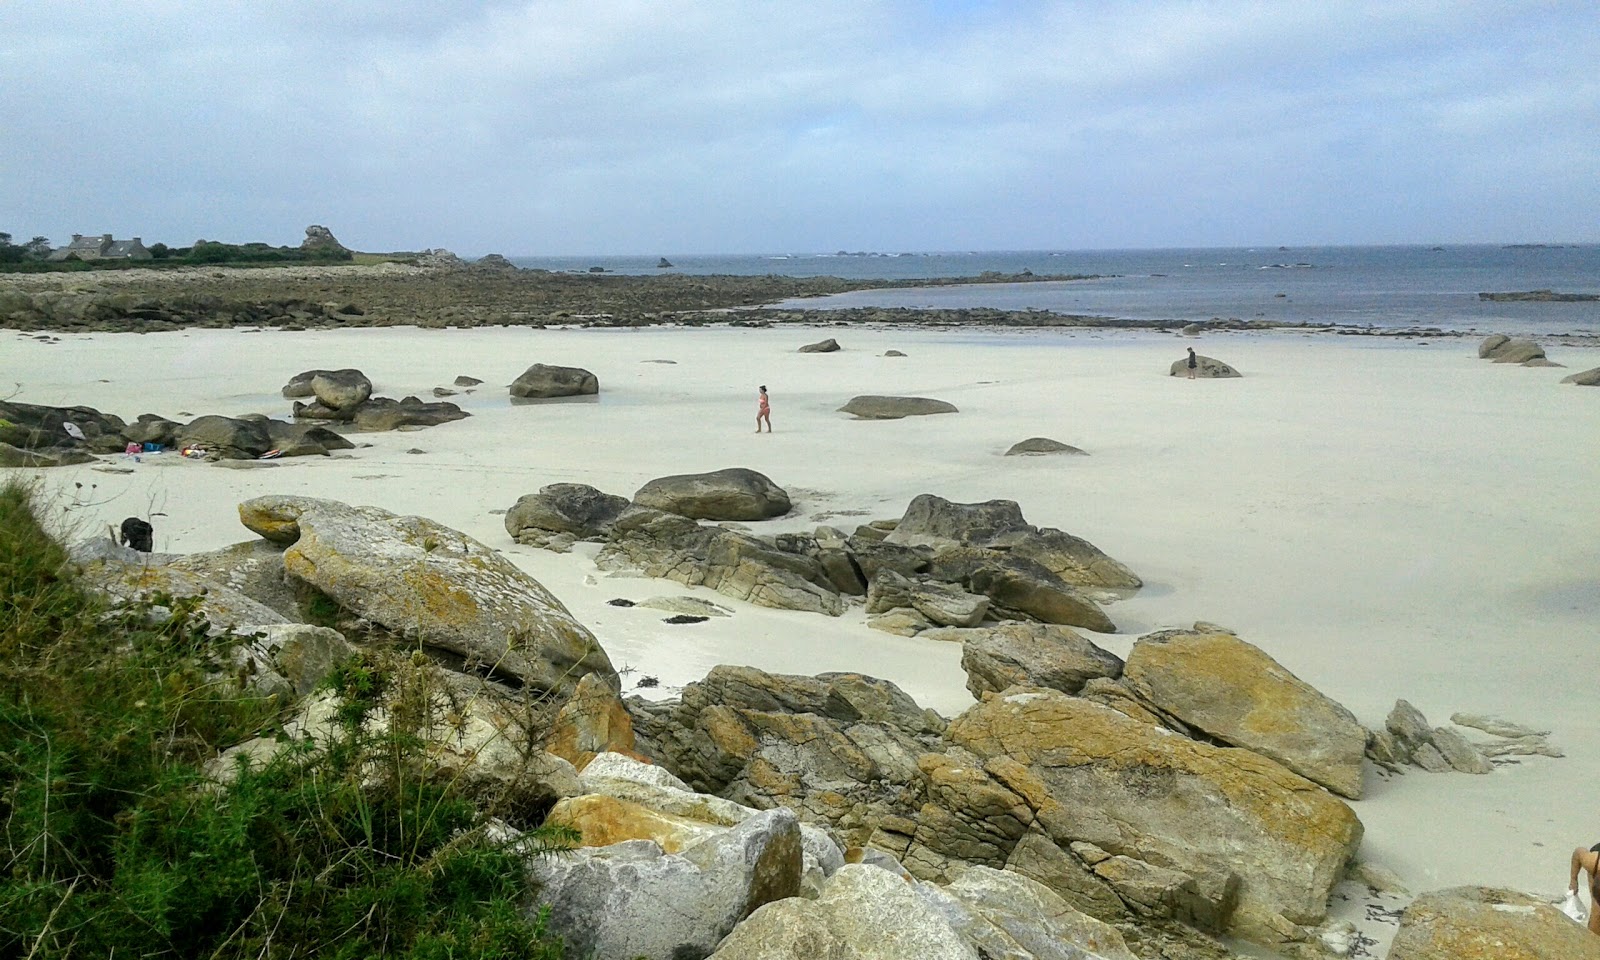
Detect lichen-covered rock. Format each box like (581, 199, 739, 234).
(1387, 886, 1600, 960)
(927, 545, 1116, 633)
(548, 794, 725, 853)
(527, 807, 802, 960)
(547, 671, 643, 769)
(866, 569, 989, 627)
(929, 620, 1123, 698)
(944, 688, 1363, 941)
(632, 467, 792, 521)
(237, 495, 615, 696)
(1004, 437, 1087, 457)
(919, 863, 1139, 960)
(708, 864, 980, 960)
(1120, 628, 1367, 799)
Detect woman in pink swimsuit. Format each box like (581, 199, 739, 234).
(756, 385, 771, 433)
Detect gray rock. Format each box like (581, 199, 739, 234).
(1386, 699, 1434, 752)
(505, 483, 631, 544)
(635, 596, 733, 618)
(166, 538, 301, 620)
(1479, 336, 1547, 364)
(709, 863, 980, 960)
(1429, 727, 1493, 774)
(633, 467, 792, 521)
(868, 607, 934, 636)
(123, 414, 180, 446)
(238, 495, 616, 697)
(528, 807, 802, 960)
(1168, 354, 1241, 378)
(0, 442, 97, 467)
(1561, 365, 1600, 386)
(1005, 437, 1087, 456)
(346, 396, 469, 431)
(596, 507, 843, 616)
(310, 369, 373, 410)
(935, 620, 1123, 698)
(174, 415, 273, 459)
(884, 349, 907, 357)
(1387, 886, 1600, 960)
(923, 863, 1139, 960)
(866, 570, 989, 627)
(1476, 334, 1510, 359)
(509, 363, 599, 398)
(453, 375, 484, 387)
(1412, 742, 1452, 772)
(799, 338, 842, 353)
(839, 395, 958, 419)
(927, 545, 1116, 633)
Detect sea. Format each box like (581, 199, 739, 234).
(509, 245, 1600, 336)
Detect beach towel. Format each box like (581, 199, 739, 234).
(62, 421, 86, 441)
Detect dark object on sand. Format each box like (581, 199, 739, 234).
(662, 614, 709, 625)
(607, 598, 636, 607)
(120, 517, 153, 552)
(636, 675, 660, 688)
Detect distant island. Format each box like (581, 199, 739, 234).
(1478, 289, 1600, 302)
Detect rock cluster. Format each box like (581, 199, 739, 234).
(281, 367, 470, 431)
(0, 398, 359, 463)
(1367, 701, 1559, 773)
(1478, 334, 1556, 366)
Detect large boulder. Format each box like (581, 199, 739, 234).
(1167, 355, 1241, 378)
(505, 483, 631, 546)
(917, 865, 1139, 960)
(940, 689, 1362, 942)
(237, 495, 615, 697)
(1120, 628, 1368, 799)
(282, 368, 363, 399)
(839, 396, 959, 419)
(633, 467, 792, 521)
(628, 666, 946, 845)
(345, 396, 469, 431)
(1479, 335, 1548, 365)
(260, 420, 356, 457)
(0, 442, 97, 467)
(799, 338, 842, 353)
(596, 507, 844, 616)
(165, 538, 302, 620)
(927, 620, 1123, 698)
(1386, 886, 1600, 960)
(510, 363, 599, 398)
(1562, 366, 1600, 386)
(0, 400, 126, 452)
(526, 808, 803, 960)
(708, 864, 980, 960)
(310, 369, 373, 410)
(927, 545, 1116, 633)
(887, 495, 1141, 591)
(174, 415, 273, 459)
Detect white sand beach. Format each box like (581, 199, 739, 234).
(5, 323, 1599, 952)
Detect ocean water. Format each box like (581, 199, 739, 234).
(510, 245, 1600, 334)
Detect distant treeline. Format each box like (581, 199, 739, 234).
(0, 232, 352, 272)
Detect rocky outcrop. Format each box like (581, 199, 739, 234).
(238, 495, 615, 697)
(1119, 628, 1368, 799)
(632, 467, 792, 521)
(1386, 886, 1600, 960)
(596, 507, 845, 616)
(839, 396, 958, 419)
(928, 621, 1123, 698)
(282, 368, 368, 400)
(865, 570, 989, 628)
(926, 545, 1116, 632)
(547, 672, 644, 769)
(476, 254, 518, 270)
(300, 224, 349, 254)
(0, 400, 128, 454)
(886, 495, 1141, 591)
(1478, 334, 1548, 365)
(505, 483, 632, 550)
(628, 666, 946, 845)
(918, 865, 1139, 960)
(509, 363, 599, 398)
(799, 337, 842, 353)
(1004, 437, 1087, 456)
(1478, 290, 1600, 302)
(1367, 700, 1495, 774)
(1562, 366, 1600, 386)
(1167, 355, 1241, 378)
(930, 688, 1362, 942)
(526, 808, 803, 960)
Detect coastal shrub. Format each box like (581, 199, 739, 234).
(0, 479, 568, 959)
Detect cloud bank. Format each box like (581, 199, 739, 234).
(2, 1, 1596, 254)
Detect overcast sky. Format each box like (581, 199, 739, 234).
(3, 1, 1596, 255)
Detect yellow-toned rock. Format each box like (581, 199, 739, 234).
(1122, 628, 1367, 798)
(547, 794, 723, 853)
(547, 672, 645, 769)
(946, 688, 1362, 940)
(1387, 886, 1600, 960)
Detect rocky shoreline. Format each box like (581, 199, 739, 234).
(6, 261, 1585, 342)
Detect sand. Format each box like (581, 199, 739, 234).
(5, 322, 1599, 952)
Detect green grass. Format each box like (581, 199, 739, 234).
(0, 479, 569, 959)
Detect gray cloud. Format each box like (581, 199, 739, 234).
(2, 0, 1595, 253)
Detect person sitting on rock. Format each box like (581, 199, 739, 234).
(1568, 843, 1600, 933)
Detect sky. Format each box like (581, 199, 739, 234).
(2, 1, 1597, 256)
